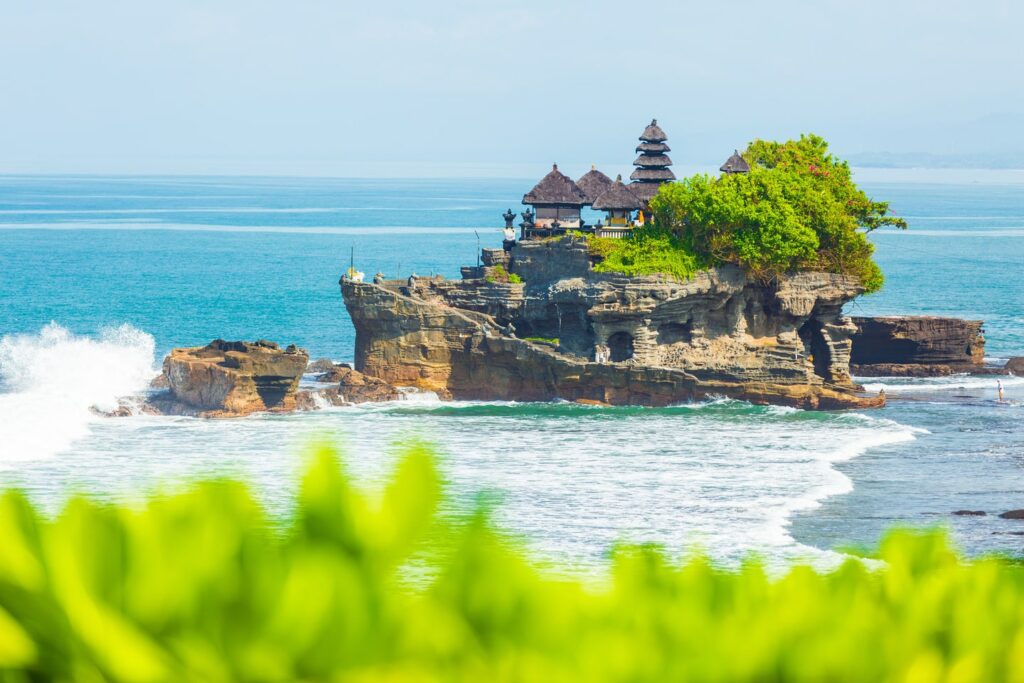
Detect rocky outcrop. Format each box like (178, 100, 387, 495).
(341, 238, 884, 409)
(307, 358, 338, 374)
(155, 340, 308, 417)
(299, 364, 400, 406)
(850, 316, 985, 376)
(1006, 358, 1024, 375)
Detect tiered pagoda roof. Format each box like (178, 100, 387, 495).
(629, 119, 676, 201)
(522, 163, 588, 206)
(720, 150, 751, 174)
(593, 175, 644, 211)
(576, 166, 614, 205)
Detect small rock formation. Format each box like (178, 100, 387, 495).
(296, 365, 400, 408)
(341, 237, 884, 409)
(155, 340, 308, 417)
(999, 510, 1024, 520)
(312, 362, 355, 383)
(952, 510, 987, 516)
(306, 357, 338, 374)
(1006, 357, 1024, 375)
(850, 316, 986, 376)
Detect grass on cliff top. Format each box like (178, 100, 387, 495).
(590, 227, 702, 281)
(2, 442, 1024, 682)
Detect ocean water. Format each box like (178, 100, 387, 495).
(0, 175, 1022, 571)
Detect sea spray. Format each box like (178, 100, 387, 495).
(0, 323, 157, 462)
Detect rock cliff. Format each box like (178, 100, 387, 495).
(156, 339, 308, 417)
(849, 316, 986, 376)
(342, 238, 884, 409)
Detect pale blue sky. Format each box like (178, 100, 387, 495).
(1, 0, 1021, 176)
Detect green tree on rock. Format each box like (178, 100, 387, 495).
(647, 134, 906, 292)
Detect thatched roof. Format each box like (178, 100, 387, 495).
(629, 167, 676, 182)
(522, 163, 587, 206)
(576, 166, 614, 204)
(636, 142, 671, 153)
(593, 175, 644, 211)
(639, 119, 668, 143)
(628, 181, 661, 203)
(633, 153, 672, 167)
(720, 150, 751, 174)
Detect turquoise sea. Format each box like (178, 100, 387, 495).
(1, 175, 1022, 570)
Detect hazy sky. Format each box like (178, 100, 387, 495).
(1, 0, 1021, 176)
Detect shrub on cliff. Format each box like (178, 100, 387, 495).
(591, 227, 701, 280)
(646, 134, 906, 291)
(1, 444, 1023, 681)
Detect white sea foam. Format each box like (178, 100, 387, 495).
(0, 324, 157, 463)
(860, 374, 1024, 393)
(0, 337, 921, 571)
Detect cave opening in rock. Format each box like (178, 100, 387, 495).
(607, 332, 635, 362)
(254, 377, 290, 408)
(798, 319, 832, 381)
(657, 322, 692, 345)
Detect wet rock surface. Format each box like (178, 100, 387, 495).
(153, 339, 308, 418)
(850, 316, 986, 376)
(296, 366, 401, 409)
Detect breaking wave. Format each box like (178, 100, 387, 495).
(0, 323, 157, 463)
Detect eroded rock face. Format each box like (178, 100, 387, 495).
(850, 316, 985, 376)
(159, 340, 308, 417)
(1006, 357, 1024, 375)
(341, 239, 884, 410)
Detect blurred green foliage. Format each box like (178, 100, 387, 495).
(1, 444, 1022, 682)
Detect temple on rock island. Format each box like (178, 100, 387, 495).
(510, 119, 745, 241)
(338, 118, 902, 411)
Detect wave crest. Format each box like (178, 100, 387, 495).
(0, 323, 156, 463)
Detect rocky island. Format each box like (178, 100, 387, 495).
(337, 124, 914, 410)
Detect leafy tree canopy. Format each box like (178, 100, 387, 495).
(608, 134, 907, 292)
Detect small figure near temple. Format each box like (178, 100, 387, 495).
(502, 208, 516, 229)
(502, 225, 516, 251)
(373, 272, 385, 284)
(720, 150, 751, 175)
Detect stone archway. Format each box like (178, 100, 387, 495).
(798, 319, 832, 381)
(607, 331, 635, 362)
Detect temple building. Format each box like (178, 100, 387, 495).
(593, 175, 643, 234)
(576, 165, 614, 205)
(629, 119, 675, 205)
(521, 163, 588, 230)
(720, 150, 751, 174)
